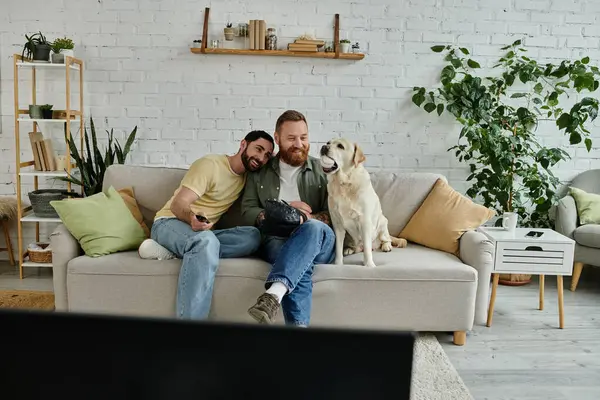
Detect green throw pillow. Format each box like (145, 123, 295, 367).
(569, 186, 600, 225)
(50, 186, 146, 257)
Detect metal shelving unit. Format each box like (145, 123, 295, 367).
(13, 54, 84, 278)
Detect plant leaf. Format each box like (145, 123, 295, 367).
(460, 47, 469, 55)
(424, 103, 437, 113)
(467, 59, 481, 68)
(582, 56, 590, 64)
(585, 138, 592, 151)
(556, 113, 571, 129)
(431, 45, 445, 53)
(437, 103, 444, 116)
(122, 126, 137, 160)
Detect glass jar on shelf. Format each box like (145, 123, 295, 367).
(266, 28, 277, 50)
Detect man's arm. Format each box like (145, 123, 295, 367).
(170, 158, 211, 229)
(170, 187, 201, 224)
(240, 173, 265, 227)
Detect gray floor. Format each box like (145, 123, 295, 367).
(1, 261, 599, 400)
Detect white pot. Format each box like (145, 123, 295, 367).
(60, 49, 74, 58)
(340, 43, 350, 53)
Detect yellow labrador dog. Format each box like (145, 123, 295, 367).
(319, 138, 407, 268)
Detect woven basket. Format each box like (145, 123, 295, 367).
(27, 189, 79, 218)
(28, 243, 52, 264)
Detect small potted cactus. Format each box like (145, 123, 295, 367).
(41, 104, 54, 119)
(224, 22, 234, 41)
(340, 39, 351, 53)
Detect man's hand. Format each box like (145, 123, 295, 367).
(289, 201, 312, 223)
(312, 211, 331, 227)
(190, 213, 214, 232)
(289, 201, 312, 220)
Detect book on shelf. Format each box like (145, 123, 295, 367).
(27, 131, 57, 171)
(28, 132, 44, 171)
(293, 39, 325, 47)
(287, 43, 319, 52)
(249, 20, 255, 50)
(248, 19, 267, 50)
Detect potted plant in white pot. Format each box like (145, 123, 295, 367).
(51, 37, 74, 63)
(340, 39, 351, 53)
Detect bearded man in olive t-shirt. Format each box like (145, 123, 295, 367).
(139, 130, 274, 320)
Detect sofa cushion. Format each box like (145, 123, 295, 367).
(574, 224, 600, 249)
(103, 165, 187, 228)
(50, 186, 147, 257)
(68, 250, 271, 277)
(570, 186, 600, 225)
(117, 187, 150, 238)
(399, 178, 495, 257)
(371, 172, 445, 237)
(68, 244, 475, 283)
(314, 244, 477, 282)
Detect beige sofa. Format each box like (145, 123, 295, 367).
(51, 164, 494, 345)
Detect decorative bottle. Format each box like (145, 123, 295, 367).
(266, 28, 277, 50)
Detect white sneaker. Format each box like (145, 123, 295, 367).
(138, 239, 176, 260)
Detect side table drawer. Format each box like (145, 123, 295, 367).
(494, 241, 574, 275)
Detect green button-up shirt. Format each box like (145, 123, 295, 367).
(240, 156, 329, 226)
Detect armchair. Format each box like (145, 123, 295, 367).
(555, 169, 600, 291)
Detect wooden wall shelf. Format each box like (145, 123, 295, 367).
(190, 47, 364, 60)
(192, 7, 364, 61)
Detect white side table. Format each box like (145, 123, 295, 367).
(478, 227, 575, 329)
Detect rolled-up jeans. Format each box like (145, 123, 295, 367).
(151, 217, 262, 320)
(260, 219, 335, 326)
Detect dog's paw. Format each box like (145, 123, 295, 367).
(392, 237, 408, 248)
(343, 247, 355, 256)
(381, 242, 393, 252)
(365, 261, 377, 268)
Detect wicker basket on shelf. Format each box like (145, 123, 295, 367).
(28, 243, 52, 264)
(27, 189, 80, 218)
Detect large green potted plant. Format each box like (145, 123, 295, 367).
(412, 39, 599, 284)
(55, 117, 138, 197)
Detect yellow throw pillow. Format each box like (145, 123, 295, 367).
(400, 178, 495, 256)
(117, 187, 150, 238)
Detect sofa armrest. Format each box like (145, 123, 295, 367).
(459, 230, 495, 326)
(50, 224, 82, 311)
(555, 195, 578, 239)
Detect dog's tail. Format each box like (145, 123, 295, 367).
(391, 236, 408, 248)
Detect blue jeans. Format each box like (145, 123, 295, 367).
(151, 218, 261, 320)
(260, 219, 335, 326)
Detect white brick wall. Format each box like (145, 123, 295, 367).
(2, 0, 600, 259)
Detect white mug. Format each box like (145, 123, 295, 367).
(502, 212, 518, 232)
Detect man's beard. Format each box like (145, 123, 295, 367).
(279, 144, 309, 167)
(241, 150, 262, 172)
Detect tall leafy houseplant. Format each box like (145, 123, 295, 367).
(412, 40, 600, 228)
(56, 117, 137, 196)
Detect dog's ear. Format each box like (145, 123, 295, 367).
(353, 143, 366, 166)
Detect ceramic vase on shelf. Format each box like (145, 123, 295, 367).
(61, 49, 74, 58)
(224, 25, 234, 41)
(340, 42, 350, 53)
